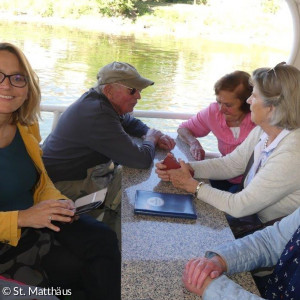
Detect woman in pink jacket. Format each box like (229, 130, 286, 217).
(178, 71, 256, 192)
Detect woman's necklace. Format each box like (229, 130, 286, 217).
(264, 137, 269, 149)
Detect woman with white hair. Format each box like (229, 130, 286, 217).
(156, 62, 300, 228)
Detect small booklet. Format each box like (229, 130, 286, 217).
(134, 190, 197, 220)
(74, 187, 108, 215)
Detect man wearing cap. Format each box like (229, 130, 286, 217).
(42, 62, 175, 233)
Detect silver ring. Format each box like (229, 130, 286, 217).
(48, 215, 52, 221)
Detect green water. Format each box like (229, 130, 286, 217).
(0, 21, 290, 151)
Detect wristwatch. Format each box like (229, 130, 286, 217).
(194, 181, 204, 197)
(204, 251, 218, 259)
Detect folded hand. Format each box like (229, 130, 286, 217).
(182, 256, 226, 294)
(157, 134, 176, 150)
(168, 159, 197, 193)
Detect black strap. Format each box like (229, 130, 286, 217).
(263, 216, 285, 227)
(238, 151, 254, 192)
(229, 151, 288, 238)
(229, 151, 260, 238)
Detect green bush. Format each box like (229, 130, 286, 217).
(150, 0, 208, 4)
(41, 2, 54, 17)
(96, 0, 138, 17)
(260, 0, 280, 14)
(0, 0, 99, 18)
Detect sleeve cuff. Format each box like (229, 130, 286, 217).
(10, 211, 21, 246)
(202, 275, 262, 300)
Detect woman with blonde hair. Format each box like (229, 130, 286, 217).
(0, 42, 120, 299)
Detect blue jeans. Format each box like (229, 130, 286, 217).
(209, 179, 239, 193)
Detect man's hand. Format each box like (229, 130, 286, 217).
(144, 129, 176, 151)
(157, 134, 176, 150)
(144, 128, 163, 145)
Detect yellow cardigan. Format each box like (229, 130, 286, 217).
(0, 122, 67, 246)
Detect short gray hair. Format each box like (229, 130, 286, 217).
(252, 62, 300, 130)
(93, 83, 106, 94)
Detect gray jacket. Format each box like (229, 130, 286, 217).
(42, 88, 155, 182)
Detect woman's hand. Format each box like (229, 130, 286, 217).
(182, 256, 226, 295)
(18, 199, 75, 232)
(168, 160, 198, 193)
(190, 141, 205, 161)
(155, 153, 173, 181)
(182, 271, 213, 296)
(155, 155, 197, 192)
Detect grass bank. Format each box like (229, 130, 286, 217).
(0, 0, 292, 48)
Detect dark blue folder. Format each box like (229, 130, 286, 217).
(134, 190, 197, 220)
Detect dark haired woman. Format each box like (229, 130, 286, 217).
(178, 71, 255, 192)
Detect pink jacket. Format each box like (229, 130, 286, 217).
(179, 102, 256, 183)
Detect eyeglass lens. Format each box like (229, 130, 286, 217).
(129, 88, 137, 95)
(0, 72, 27, 87)
(113, 83, 139, 95)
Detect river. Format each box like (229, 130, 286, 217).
(0, 20, 290, 152)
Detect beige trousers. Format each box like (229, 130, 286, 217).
(54, 161, 122, 242)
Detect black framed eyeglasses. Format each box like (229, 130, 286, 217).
(0, 71, 28, 88)
(114, 83, 140, 95)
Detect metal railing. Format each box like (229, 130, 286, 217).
(40, 104, 220, 158)
(40, 104, 195, 131)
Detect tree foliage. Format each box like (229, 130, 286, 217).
(0, 0, 281, 19)
(260, 0, 280, 14)
(148, 0, 208, 4)
(95, 0, 209, 17)
(96, 0, 138, 17)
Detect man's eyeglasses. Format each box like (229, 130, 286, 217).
(0, 72, 27, 88)
(114, 83, 140, 95)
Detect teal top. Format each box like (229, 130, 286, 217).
(0, 129, 37, 211)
